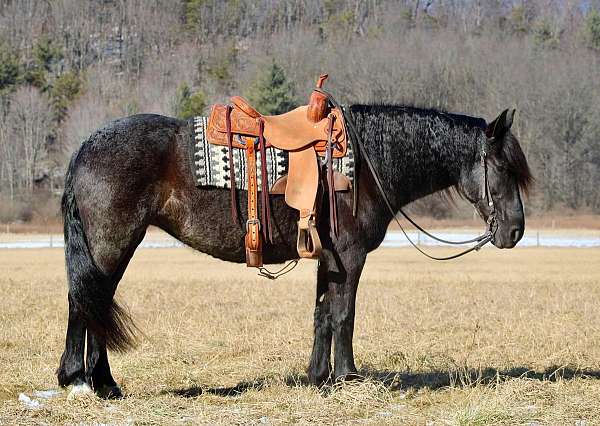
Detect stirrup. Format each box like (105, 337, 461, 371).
(297, 215, 322, 259)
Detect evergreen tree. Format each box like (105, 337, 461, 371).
(33, 38, 63, 73)
(244, 61, 297, 115)
(582, 9, 600, 51)
(23, 38, 63, 89)
(184, 0, 204, 33)
(0, 44, 20, 94)
(49, 71, 83, 123)
(173, 82, 206, 119)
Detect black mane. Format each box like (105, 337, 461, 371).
(350, 104, 487, 131)
(349, 104, 532, 197)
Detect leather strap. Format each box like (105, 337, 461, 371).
(225, 106, 238, 222)
(326, 113, 338, 237)
(257, 119, 272, 243)
(245, 141, 262, 267)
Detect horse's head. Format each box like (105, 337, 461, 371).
(460, 109, 532, 249)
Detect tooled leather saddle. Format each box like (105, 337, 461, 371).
(206, 74, 350, 268)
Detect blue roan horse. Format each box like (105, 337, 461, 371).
(57, 105, 531, 398)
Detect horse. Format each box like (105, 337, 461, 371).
(56, 104, 532, 398)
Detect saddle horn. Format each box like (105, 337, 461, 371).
(307, 74, 329, 123)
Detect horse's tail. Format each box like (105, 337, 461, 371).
(62, 153, 138, 352)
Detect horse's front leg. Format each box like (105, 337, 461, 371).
(308, 247, 366, 384)
(307, 251, 335, 385)
(330, 248, 366, 380)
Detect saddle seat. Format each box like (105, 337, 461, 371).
(207, 100, 347, 156)
(205, 74, 349, 269)
(230, 96, 348, 153)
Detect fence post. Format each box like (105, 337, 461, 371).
(536, 231, 540, 247)
(50, 234, 53, 248)
(417, 231, 421, 245)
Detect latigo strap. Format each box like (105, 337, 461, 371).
(245, 140, 262, 267)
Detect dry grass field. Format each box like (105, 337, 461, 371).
(1, 246, 600, 425)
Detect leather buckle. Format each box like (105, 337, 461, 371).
(246, 218, 261, 232)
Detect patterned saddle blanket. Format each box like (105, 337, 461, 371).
(192, 116, 355, 191)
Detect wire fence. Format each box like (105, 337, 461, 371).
(1, 230, 600, 249)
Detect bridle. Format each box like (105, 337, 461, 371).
(317, 89, 498, 261)
(379, 138, 497, 261)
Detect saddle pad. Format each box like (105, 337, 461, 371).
(192, 116, 355, 190)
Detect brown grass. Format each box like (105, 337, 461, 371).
(1, 247, 600, 424)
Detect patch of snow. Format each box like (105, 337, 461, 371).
(33, 389, 61, 399)
(18, 393, 41, 409)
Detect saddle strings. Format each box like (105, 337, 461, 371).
(257, 119, 273, 242)
(225, 106, 239, 223)
(316, 88, 495, 261)
(326, 113, 339, 237)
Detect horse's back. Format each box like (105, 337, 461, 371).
(75, 114, 184, 163)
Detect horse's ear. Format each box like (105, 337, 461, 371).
(485, 109, 515, 140)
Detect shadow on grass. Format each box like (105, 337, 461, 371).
(165, 366, 600, 398)
(361, 366, 600, 392)
(166, 378, 268, 398)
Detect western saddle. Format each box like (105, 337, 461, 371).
(206, 74, 349, 268)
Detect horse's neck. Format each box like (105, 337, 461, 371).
(363, 122, 479, 210)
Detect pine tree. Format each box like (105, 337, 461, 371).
(0, 44, 20, 94)
(49, 71, 83, 123)
(582, 9, 600, 51)
(173, 82, 206, 120)
(23, 38, 63, 89)
(244, 61, 297, 115)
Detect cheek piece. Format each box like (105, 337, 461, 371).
(480, 147, 498, 237)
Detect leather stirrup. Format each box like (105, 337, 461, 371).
(297, 215, 321, 259)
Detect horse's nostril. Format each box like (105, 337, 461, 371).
(510, 227, 522, 243)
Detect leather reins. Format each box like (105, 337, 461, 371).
(316, 88, 497, 261)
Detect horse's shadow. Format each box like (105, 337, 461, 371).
(168, 378, 268, 398)
(165, 366, 600, 398)
(362, 366, 600, 392)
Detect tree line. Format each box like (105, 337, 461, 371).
(0, 0, 599, 222)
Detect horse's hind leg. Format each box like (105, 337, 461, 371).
(58, 232, 142, 399)
(58, 164, 147, 397)
(85, 333, 120, 398)
(83, 240, 142, 399)
(56, 294, 88, 394)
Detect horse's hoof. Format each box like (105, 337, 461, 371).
(67, 383, 93, 400)
(96, 385, 123, 399)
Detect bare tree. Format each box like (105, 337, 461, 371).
(5, 86, 53, 194)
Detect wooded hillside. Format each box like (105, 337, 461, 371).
(1, 0, 599, 222)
